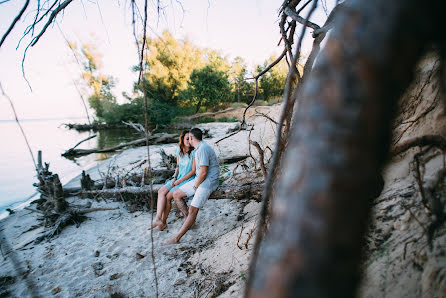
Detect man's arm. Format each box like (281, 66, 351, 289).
(194, 165, 208, 189)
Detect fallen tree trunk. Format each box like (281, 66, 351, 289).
(62, 132, 179, 157)
(63, 155, 250, 196)
(67, 182, 263, 202)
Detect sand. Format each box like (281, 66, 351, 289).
(0, 104, 281, 297)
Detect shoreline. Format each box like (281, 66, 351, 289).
(0, 105, 280, 296)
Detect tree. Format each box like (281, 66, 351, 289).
(184, 65, 232, 113)
(140, 30, 204, 105)
(69, 42, 117, 120)
(230, 56, 253, 102)
(256, 55, 288, 101)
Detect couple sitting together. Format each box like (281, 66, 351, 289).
(150, 127, 219, 245)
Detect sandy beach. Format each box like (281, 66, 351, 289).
(0, 105, 281, 297)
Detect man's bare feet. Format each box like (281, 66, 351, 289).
(161, 237, 178, 246)
(157, 222, 167, 231)
(147, 218, 163, 230)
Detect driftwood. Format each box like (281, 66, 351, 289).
(64, 123, 127, 131)
(75, 182, 263, 202)
(33, 151, 68, 213)
(62, 132, 179, 157)
(30, 151, 124, 242)
(391, 135, 446, 156)
(63, 155, 250, 196)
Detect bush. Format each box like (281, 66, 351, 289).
(100, 99, 194, 126)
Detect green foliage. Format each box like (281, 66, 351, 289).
(184, 65, 232, 113)
(219, 164, 230, 185)
(256, 55, 288, 101)
(139, 31, 205, 105)
(230, 56, 254, 102)
(73, 32, 291, 127)
(70, 42, 117, 119)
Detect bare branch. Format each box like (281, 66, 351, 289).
(0, 0, 30, 48)
(392, 135, 446, 156)
(30, 0, 75, 47)
(284, 7, 321, 31)
(254, 48, 287, 80)
(70, 134, 98, 150)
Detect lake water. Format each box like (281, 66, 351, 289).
(0, 118, 142, 218)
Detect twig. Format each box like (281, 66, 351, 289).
(77, 207, 119, 215)
(250, 140, 267, 178)
(251, 108, 282, 126)
(284, 7, 321, 31)
(244, 222, 257, 249)
(70, 134, 97, 150)
(236, 224, 244, 249)
(392, 135, 446, 156)
(30, 0, 75, 47)
(0, 0, 29, 47)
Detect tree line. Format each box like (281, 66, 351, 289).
(70, 31, 288, 125)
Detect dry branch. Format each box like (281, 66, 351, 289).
(391, 135, 446, 156)
(249, 141, 267, 178)
(284, 7, 321, 31)
(0, 0, 29, 47)
(72, 182, 263, 202)
(62, 133, 178, 157)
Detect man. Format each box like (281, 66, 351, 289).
(163, 127, 219, 245)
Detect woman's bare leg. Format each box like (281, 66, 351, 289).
(149, 186, 169, 229)
(158, 192, 173, 231)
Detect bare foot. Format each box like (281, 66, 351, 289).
(157, 222, 167, 231)
(147, 219, 162, 230)
(161, 237, 178, 246)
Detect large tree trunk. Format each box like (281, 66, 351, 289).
(247, 0, 445, 297)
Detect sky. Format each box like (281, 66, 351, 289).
(0, 0, 333, 121)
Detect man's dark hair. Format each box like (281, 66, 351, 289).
(190, 128, 203, 140)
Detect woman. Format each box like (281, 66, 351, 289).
(149, 130, 196, 231)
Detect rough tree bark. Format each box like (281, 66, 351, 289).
(247, 0, 445, 297)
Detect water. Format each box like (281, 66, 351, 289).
(0, 118, 142, 218)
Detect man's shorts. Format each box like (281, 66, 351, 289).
(178, 180, 213, 209)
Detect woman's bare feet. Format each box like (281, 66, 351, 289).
(148, 218, 163, 230)
(157, 222, 167, 231)
(161, 237, 178, 246)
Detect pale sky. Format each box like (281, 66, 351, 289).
(0, 0, 333, 120)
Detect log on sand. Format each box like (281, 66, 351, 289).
(62, 132, 179, 157)
(67, 182, 263, 203)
